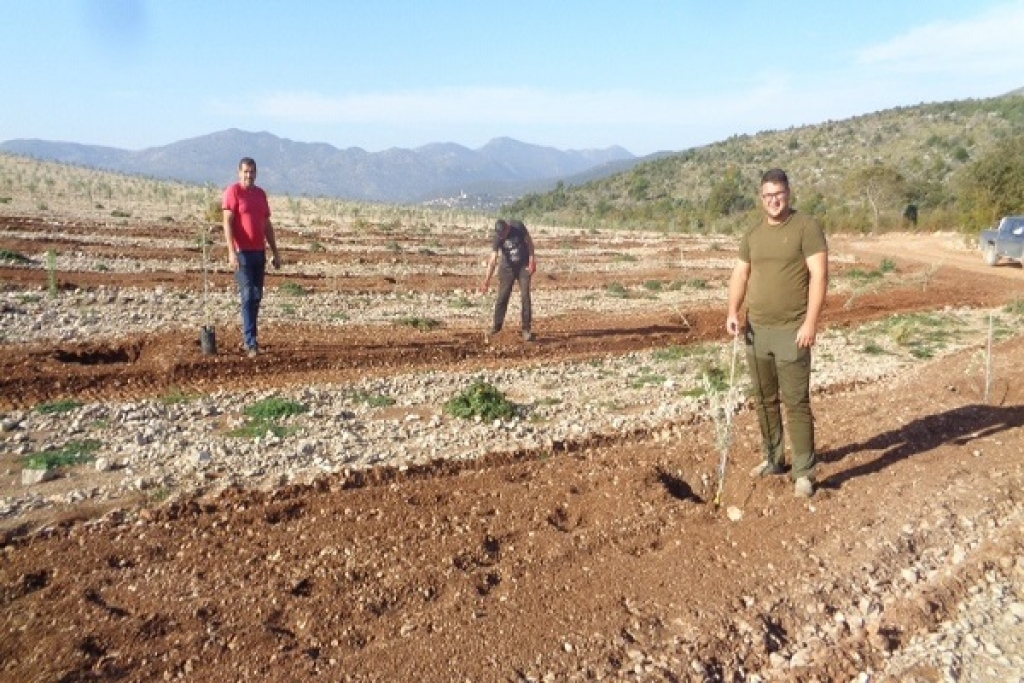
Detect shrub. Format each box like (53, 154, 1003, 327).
(35, 399, 84, 415)
(244, 397, 307, 420)
(396, 316, 442, 331)
(24, 439, 101, 470)
(444, 381, 516, 420)
(0, 249, 34, 264)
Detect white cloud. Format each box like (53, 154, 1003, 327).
(251, 83, 790, 131)
(858, 2, 1024, 76)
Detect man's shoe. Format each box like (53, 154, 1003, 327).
(522, 330, 535, 342)
(794, 477, 814, 498)
(246, 345, 260, 358)
(749, 461, 784, 478)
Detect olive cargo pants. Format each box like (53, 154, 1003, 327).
(744, 324, 816, 480)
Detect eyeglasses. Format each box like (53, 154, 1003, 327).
(761, 190, 789, 201)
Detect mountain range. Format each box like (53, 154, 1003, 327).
(0, 130, 642, 205)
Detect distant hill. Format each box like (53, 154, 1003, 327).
(0, 130, 636, 205)
(503, 91, 1024, 231)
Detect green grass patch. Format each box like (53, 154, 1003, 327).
(848, 257, 898, 284)
(642, 280, 663, 291)
(605, 282, 628, 298)
(396, 316, 443, 331)
(244, 397, 307, 420)
(23, 439, 101, 470)
(351, 390, 396, 408)
(869, 312, 961, 359)
(630, 373, 666, 389)
(701, 366, 729, 393)
(449, 296, 475, 309)
(612, 253, 638, 263)
(846, 267, 884, 282)
(35, 399, 84, 415)
(279, 281, 309, 297)
(1003, 299, 1024, 316)
(227, 421, 300, 439)
(228, 397, 307, 439)
(160, 387, 198, 404)
(444, 381, 516, 421)
(862, 342, 888, 355)
(652, 345, 693, 362)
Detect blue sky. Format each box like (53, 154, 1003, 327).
(3, 0, 1023, 156)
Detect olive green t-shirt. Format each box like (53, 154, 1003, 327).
(738, 210, 827, 328)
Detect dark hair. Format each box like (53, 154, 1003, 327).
(494, 219, 509, 234)
(238, 157, 257, 170)
(760, 168, 788, 187)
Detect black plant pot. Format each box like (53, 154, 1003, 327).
(200, 325, 217, 355)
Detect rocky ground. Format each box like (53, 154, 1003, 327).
(2, 208, 1024, 681)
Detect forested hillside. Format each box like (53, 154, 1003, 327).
(504, 93, 1024, 234)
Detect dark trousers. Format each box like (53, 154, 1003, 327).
(492, 262, 532, 332)
(236, 250, 266, 349)
(744, 324, 815, 480)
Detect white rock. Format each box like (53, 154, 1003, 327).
(21, 468, 57, 485)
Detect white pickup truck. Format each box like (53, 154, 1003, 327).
(980, 215, 1024, 266)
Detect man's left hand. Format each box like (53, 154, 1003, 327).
(796, 321, 817, 348)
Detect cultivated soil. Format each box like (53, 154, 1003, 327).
(1, 209, 1023, 682)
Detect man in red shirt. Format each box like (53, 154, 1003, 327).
(222, 157, 282, 357)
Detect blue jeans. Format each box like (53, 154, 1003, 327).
(235, 250, 266, 349)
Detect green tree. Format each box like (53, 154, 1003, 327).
(956, 136, 1024, 232)
(845, 164, 909, 233)
(705, 168, 753, 217)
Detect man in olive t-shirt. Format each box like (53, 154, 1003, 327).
(726, 168, 828, 498)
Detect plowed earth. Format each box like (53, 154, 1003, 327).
(1, 213, 1023, 681)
